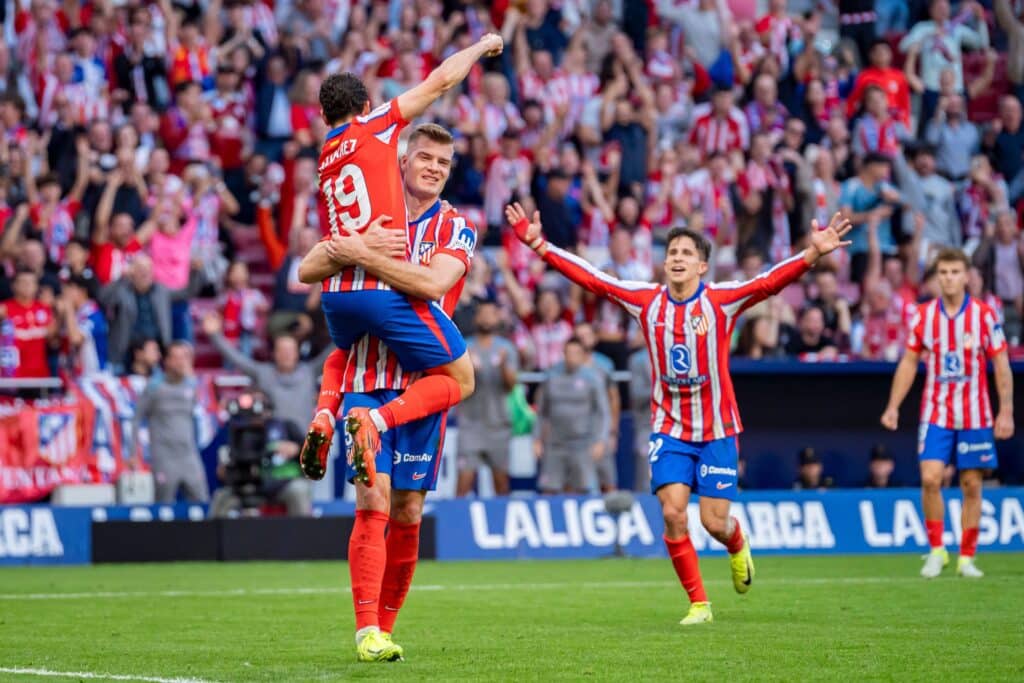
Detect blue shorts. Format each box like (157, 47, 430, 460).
(342, 390, 447, 491)
(321, 289, 466, 372)
(648, 433, 739, 500)
(918, 423, 998, 470)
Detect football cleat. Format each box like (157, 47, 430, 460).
(729, 534, 754, 594)
(356, 628, 404, 663)
(956, 556, 984, 579)
(299, 409, 335, 481)
(679, 601, 713, 626)
(920, 548, 949, 579)
(345, 407, 380, 488)
(381, 632, 405, 660)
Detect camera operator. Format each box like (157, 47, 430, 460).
(210, 391, 312, 518)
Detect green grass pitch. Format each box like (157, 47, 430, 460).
(1, 555, 1022, 681)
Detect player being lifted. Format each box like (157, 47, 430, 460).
(300, 124, 476, 662)
(506, 203, 854, 625)
(299, 33, 503, 486)
(881, 248, 1014, 579)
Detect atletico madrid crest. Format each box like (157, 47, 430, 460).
(691, 313, 708, 336)
(417, 241, 436, 263)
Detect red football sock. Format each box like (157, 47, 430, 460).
(315, 348, 348, 416)
(377, 374, 460, 430)
(378, 520, 421, 634)
(960, 527, 979, 558)
(664, 535, 707, 604)
(925, 519, 945, 549)
(348, 509, 389, 630)
(725, 517, 745, 554)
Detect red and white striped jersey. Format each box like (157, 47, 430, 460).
(542, 245, 810, 441)
(687, 103, 750, 159)
(907, 296, 1007, 430)
(319, 98, 409, 293)
(340, 203, 477, 393)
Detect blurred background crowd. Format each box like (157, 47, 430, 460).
(1, 0, 1023, 500)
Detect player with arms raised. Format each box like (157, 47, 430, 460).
(300, 124, 475, 662)
(506, 203, 854, 625)
(300, 33, 502, 487)
(881, 248, 1014, 579)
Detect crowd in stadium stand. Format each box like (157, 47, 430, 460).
(1, 0, 1023, 385)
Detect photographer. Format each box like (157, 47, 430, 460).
(209, 392, 312, 517)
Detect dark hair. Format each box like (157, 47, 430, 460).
(565, 336, 585, 349)
(64, 274, 92, 291)
(869, 38, 891, 52)
(319, 72, 370, 125)
(913, 143, 937, 160)
(36, 172, 60, 188)
(862, 151, 891, 167)
(68, 237, 91, 251)
(738, 247, 765, 263)
(0, 93, 25, 115)
(665, 227, 711, 263)
(128, 336, 162, 364)
(174, 80, 199, 96)
(933, 247, 970, 270)
(799, 304, 826, 321)
(864, 84, 886, 100)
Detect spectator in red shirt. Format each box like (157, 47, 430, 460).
(159, 80, 212, 175)
(845, 39, 911, 126)
(219, 261, 269, 356)
(91, 170, 156, 285)
(0, 269, 58, 378)
(206, 66, 252, 189)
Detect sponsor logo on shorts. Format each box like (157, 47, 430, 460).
(412, 473, 427, 481)
(399, 452, 433, 463)
(958, 441, 993, 455)
(701, 465, 737, 477)
(716, 482, 733, 490)
(980, 454, 994, 462)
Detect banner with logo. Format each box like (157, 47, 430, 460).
(0, 375, 225, 503)
(413, 489, 1024, 560)
(0, 396, 96, 503)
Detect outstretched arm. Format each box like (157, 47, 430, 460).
(714, 213, 854, 313)
(505, 203, 658, 316)
(396, 34, 503, 121)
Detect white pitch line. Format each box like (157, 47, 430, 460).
(0, 666, 216, 683)
(0, 575, 956, 602)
